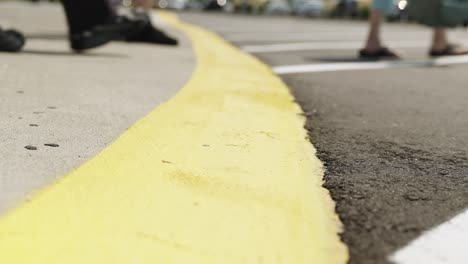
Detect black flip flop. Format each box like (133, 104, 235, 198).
(429, 44, 468, 57)
(359, 47, 400, 60)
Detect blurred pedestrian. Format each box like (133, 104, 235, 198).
(62, 0, 146, 51)
(360, 0, 468, 59)
(0, 0, 144, 52)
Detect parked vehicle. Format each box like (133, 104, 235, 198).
(204, 0, 228, 10)
(185, 0, 206, 9)
(291, 0, 323, 17)
(264, 0, 292, 15)
(334, 0, 358, 17)
(157, 0, 187, 9)
(231, 0, 268, 13)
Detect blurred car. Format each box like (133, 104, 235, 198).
(184, 0, 231, 10)
(264, 0, 292, 15)
(231, 0, 268, 13)
(291, 0, 323, 17)
(157, 0, 187, 9)
(204, 0, 229, 10)
(185, 0, 206, 9)
(334, 0, 358, 17)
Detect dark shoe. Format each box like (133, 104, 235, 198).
(359, 47, 400, 60)
(429, 44, 468, 57)
(0, 28, 25, 52)
(123, 10, 178, 46)
(126, 23, 178, 46)
(70, 16, 145, 52)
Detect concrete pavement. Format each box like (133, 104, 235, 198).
(3, 3, 468, 264)
(0, 2, 194, 214)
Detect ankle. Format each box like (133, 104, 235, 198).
(364, 43, 384, 52)
(431, 42, 449, 51)
(431, 28, 448, 51)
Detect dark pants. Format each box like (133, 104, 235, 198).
(61, 0, 114, 33)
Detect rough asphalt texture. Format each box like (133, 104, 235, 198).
(0, 2, 194, 214)
(180, 12, 468, 264)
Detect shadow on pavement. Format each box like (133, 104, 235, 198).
(21, 49, 128, 58)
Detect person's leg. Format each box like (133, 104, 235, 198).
(364, 9, 384, 52)
(61, 0, 111, 34)
(124, 9, 178, 45)
(360, 0, 399, 59)
(431, 28, 449, 51)
(429, 27, 468, 56)
(60, 0, 146, 51)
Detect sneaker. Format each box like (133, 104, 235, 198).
(70, 16, 146, 52)
(123, 10, 178, 46)
(126, 23, 178, 46)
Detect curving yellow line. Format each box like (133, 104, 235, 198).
(0, 13, 348, 264)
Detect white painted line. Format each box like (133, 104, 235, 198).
(273, 60, 432, 74)
(228, 31, 428, 42)
(242, 40, 428, 53)
(272, 55, 468, 74)
(243, 39, 468, 53)
(437, 54, 468, 65)
(390, 209, 468, 264)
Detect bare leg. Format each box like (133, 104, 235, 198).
(429, 27, 468, 56)
(364, 9, 385, 52)
(360, 9, 399, 58)
(430, 27, 449, 51)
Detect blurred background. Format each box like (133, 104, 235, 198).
(25, 0, 410, 21)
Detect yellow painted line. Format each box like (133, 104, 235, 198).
(0, 13, 348, 263)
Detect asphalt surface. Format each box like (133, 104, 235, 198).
(180, 12, 468, 264)
(0, 2, 194, 214)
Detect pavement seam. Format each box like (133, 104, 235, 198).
(0, 12, 348, 263)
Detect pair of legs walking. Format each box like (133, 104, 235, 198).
(361, 0, 468, 58)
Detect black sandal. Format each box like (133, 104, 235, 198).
(359, 47, 400, 60)
(0, 28, 25, 52)
(429, 44, 468, 57)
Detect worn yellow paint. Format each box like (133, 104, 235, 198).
(0, 13, 348, 264)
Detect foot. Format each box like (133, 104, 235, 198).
(123, 10, 178, 46)
(126, 23, 178, 46)
(70, 16, 146, 52)
(0, 28, 25, 52)
(429, 44, 468, 57)
(359, 47, 401, 60)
